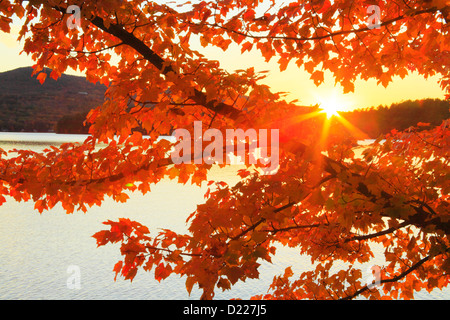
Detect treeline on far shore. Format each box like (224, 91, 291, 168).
(55, 111, 91, 134)
(338, 98, 449, 138)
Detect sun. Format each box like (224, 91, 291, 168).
(313, 92, 369, 140)
(311, 87, 356, 119)
(316, 92, 350, 118)
(320, 100, 341, 118)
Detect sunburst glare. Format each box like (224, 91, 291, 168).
(317, 93, 347, 118)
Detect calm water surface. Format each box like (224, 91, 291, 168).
(0, 132, 448, 300)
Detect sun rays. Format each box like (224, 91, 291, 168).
(314, 91, 370, 141)
(316, 91, 347, 119)
(320, 100, 341, 118)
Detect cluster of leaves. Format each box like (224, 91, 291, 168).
(0, 0, 449, 299)
(92, 120, 449, 299)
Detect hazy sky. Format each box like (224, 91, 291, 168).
(0, 17, 446, 112)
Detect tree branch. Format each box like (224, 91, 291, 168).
(21, 4, 449, 237)
(340, 248, 449, 300)
(145, 245, 201, 257)
(192, 7, 443, 43)
(69, 42, 124, 54)
(86, 15, 242, 120)
(261, 222, 323, 234)
(345, 221, 410, 242)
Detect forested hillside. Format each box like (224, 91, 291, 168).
(0, 67, 106, 132)
(340, 99, 449, 138)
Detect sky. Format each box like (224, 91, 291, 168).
(0, 14, 446, 112)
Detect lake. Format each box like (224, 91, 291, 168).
(0, 132, 448, 300)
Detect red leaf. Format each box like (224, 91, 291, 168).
(155, 263, 172, 282)
(243, 9, 255, 20)
(241, 41, 253, 53)
(124, 267, 138, 282)
(92, 230, 111, 247)
(113, 261, 123, 281)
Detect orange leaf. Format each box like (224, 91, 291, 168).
(36, 72, 47, 84)
(186, 276, 196, 295)
(310, 70, 324, 86)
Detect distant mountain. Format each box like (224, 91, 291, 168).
(0, 67, 106, 132)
